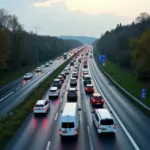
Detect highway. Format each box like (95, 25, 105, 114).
(4, 48, 150, 150)
(0, 59, 64, 117)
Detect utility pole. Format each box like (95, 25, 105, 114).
(32, 27, 40, 65)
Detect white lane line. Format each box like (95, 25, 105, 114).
(89, 66, 140, 150)
(0, 91, 14, 102)
(87, 126, 94, 150)
(60, 98, 62, 103)
(54, 112, 58, 121)
(46, 141, 51, 150)
(16, 86, 21, 91)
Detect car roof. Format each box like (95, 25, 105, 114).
(50, 87, 58, 90)
(69, 87, 76, 91)
(36, 100, 46, 105)
(62, 103, 77, 116)
(96, 109, 113, 119)
(73, 71, 78, 73)
(84, 75, 90, 77)
(93, 93, 102, 97)
(58, 75, 62, 77)
(71, 77, 76, 80)
(86, 84, 93, 87)
(54, 78, 60, 81)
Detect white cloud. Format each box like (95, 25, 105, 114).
(33, 0, 62, 7)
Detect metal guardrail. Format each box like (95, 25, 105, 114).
(94, 56, 150, 111)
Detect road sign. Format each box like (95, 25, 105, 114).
(98, 55, 106, 63)
(141, 88, 146, 99)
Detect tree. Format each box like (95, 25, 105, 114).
(0, 29, 11, 69)
(131, 29, 150, 79)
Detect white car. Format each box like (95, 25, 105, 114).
(49, 60, 53, 64)
(23, 73, 33, 80)
(35, 67, 42, 72)
(91, 109, 116, 134)
(45, 62, 49, 67)
(64, 68, 70, 74)
(70, 78, 77, 86)
(49, 87, 60, 98)
(33, 100, 50, 114)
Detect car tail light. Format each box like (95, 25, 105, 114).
(75, 129, 78, 134)
(42, 107, 46, 110)
(114, 124, 116, 129)
(48, 92, 51, 95)
(92, 87, 94, 90)
(56, 92, 59, 94)
(85, 88, 88, 90)
(101, 99, 104, 103)
(97, 125, 100, 129)
(59, 129, 62, 134)
(33, 107, 36, 110)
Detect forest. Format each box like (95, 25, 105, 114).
(0, 8, 82, 73)
(96, 12, 150, 80)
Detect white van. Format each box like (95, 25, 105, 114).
(92, 109, 116, 134)
(59, 103, 81, 137)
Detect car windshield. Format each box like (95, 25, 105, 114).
(50, 89, 57, 92)
(35, 104, 44, 107)
(93, 96, 103, 100)
(85, 77, 91, 80)
(53, 81, 59, 84)
(100, 119, 114, 125)
(25, 73, 30, 76)
(62, 122, 75, 128)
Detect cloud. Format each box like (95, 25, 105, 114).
(33, 0, 62, 7)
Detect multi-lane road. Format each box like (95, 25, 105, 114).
(0, 59, 64, 117)
(3, 49, 150, 150)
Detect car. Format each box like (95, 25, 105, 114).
(49, 60, 53, 64)
(64, 68, 70, 74)
(72, 71, 78, 79)
(83, 71, 88, 78)
(52, 79, 62, 88)
(85, 84, 94, 93)
(45, 62, 49, 67)
(90, 93, 104, 107)
(48, 87, 60, 98)
(83, 63, 88, 68)
(35, 67, 42, 72)
(70, 77, 77, 86)
(74, 65, 80, 71)
(60, 72, 66, 79)
(33, 100, 50, 114)
(67, 88, 78, 100)
(83, 75, 92, 86)
(57, 75, 64, 83)
(73, 68, 78, 73)
(23, 73, 33, 80)
(91, 109, 116, 134)
(57, 57, 60, 60)
(70, 61, 74, 66)
(59, 103, 81, 138)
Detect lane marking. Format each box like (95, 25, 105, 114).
(16, 86, 21, 91)
(60, 98, 62, 103)
(54, 112, 58, 121)
(87, 126, 94, 150)
(89, 62, 140, 150)
(46, 141, 51, 150)
(0, 92, 14, 102)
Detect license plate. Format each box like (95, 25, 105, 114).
(62, 131, 68, 134)
(101, 128, 106, 131)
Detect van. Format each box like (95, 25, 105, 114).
(91, 109, 116, 134)
(59, 103, 81, 138)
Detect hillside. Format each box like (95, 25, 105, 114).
(58, 36, 97, 44)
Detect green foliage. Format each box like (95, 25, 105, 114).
(96, 12, 150, 71)
(0, 8, 82, 74)
(131, 29, 150, 79)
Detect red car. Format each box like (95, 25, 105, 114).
(90, 93, 104, 107)
(85, 84, 94, 93)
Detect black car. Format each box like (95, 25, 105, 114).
(83, 75, 92, 86)
(67, 88, 78, 100)
(52, 79, 62, 89)
(70, 61, 74, 66)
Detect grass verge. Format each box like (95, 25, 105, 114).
(93, 49, 150, 118)
(0, 55, 74, 150)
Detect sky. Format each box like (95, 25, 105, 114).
(1, 0, 150, 37)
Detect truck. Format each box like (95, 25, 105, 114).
(63, 53, 67, 59)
